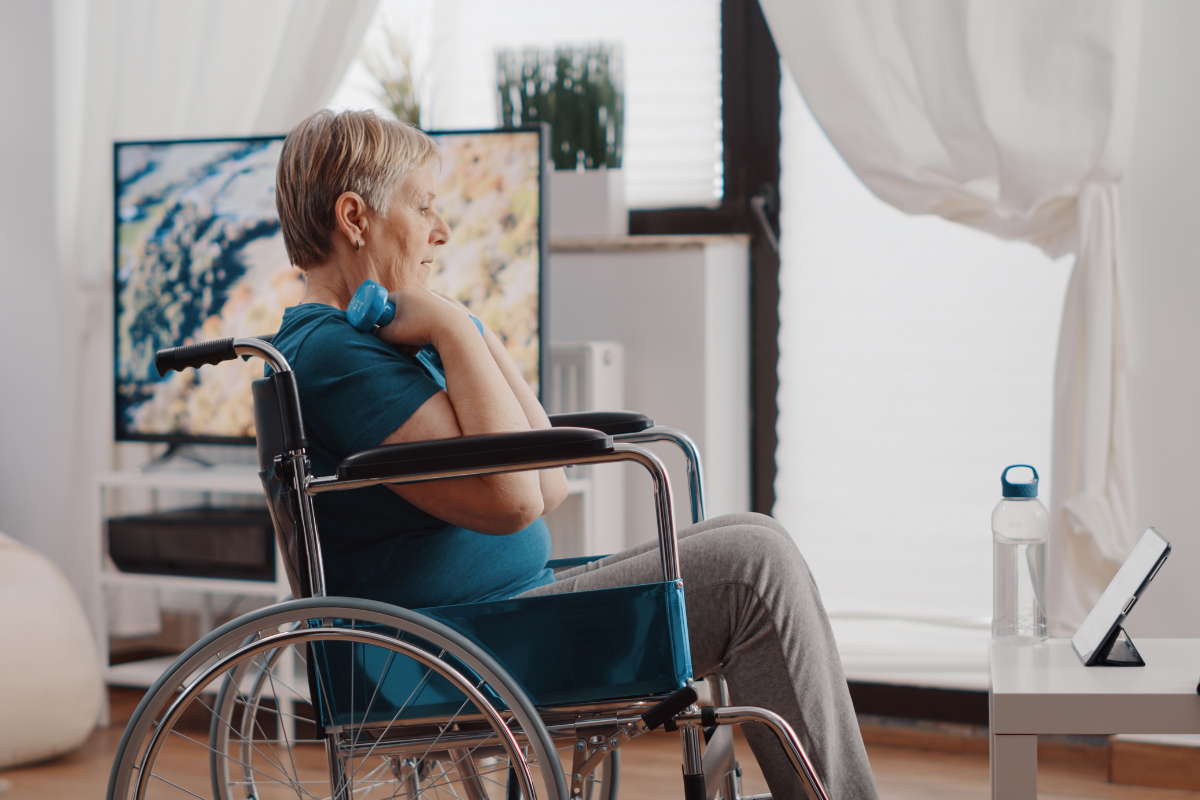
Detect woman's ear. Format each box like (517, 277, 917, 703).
(333, 191, 370, 248)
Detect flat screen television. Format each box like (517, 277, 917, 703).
(113, 126, 549, 445)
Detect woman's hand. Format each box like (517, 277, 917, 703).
(374, 287, 474, 351)
(430, 290, 474, 316)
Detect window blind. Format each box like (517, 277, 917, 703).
(330, 0, 723, 210)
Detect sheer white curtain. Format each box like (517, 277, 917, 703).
(51, 0, 377, 635)
(761, 0, 1144, 640)
(777, 71, 1072, 688)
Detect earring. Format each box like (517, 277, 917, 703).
(355, 240, 361, 250)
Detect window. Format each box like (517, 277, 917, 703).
(330, 0, 723, 209)
(333, 1, 784, 512)
(775, 68, 1073, 688)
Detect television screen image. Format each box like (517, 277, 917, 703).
(114, 127, 547, 444)
(423, 130, 545, 395)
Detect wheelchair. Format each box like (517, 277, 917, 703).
(107, 336, 830, 800)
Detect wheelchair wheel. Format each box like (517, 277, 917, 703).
(107, 597, 567, 800)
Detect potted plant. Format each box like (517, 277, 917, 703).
(362, 21, 424, 126)
(497, 44, 626, 238)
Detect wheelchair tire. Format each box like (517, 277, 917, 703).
(107, 597, 567, 800)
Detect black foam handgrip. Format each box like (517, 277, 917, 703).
(640, 686, 698, 731)
(549, 411, 654, 436)
(155, 339, 239, 376)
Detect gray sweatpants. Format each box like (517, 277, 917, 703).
(518, 512, 878, 800)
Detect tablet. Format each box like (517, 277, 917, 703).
(1071, 528, 1170, 666)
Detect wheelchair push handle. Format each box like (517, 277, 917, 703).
(155, 338, 240, 376)
(155, 335, 286, 376)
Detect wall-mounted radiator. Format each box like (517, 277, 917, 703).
(543, 342, 626, 557)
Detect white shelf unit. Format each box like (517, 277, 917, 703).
(93, 465, 288, 690)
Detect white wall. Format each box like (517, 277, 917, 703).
(549, 240, 750, 546)
(0, 4, 79, 582)
(1116, 0, 1200, 639)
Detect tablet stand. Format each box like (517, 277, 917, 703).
(1094, 625, 1145, 667)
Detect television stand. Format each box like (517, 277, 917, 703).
(138, 442, 216, 471)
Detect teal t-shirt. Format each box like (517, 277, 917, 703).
(271, 303, 555, 609)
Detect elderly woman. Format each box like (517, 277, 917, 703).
(273, 109, 878, 800)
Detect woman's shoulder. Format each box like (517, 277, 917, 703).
(278, 302, 346, 332)
(276, 303, 417, 374)
(280, 303, 367, 351)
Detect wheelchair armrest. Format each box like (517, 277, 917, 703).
(336, 427, 613, 482)
(549, 411, 654, 436)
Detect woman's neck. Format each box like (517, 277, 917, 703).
(301, 259, 357, 309)
(301, 283, 346, 309)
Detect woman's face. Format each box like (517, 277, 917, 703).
(372, 164, 451, 288)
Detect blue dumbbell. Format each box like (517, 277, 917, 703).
(347, 278, 487, 339)
(346, 279, 395, 331)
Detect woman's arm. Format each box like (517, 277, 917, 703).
(479, 325, 570, 515)
(429, 291, 569, 514)
(373, 288, 543, 534)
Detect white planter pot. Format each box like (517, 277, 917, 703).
(548, 169, 628, 239)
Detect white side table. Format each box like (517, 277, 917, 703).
(989, 638, 1200, 799)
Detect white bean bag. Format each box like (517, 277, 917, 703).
(0, 532, 102, 768)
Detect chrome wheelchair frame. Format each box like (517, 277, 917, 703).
(107, 337, 829, 800)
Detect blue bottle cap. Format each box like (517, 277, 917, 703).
(1001, 465, 1039, 498)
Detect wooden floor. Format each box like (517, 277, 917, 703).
(4, 695, 1200, 799)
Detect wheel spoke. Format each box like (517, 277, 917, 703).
(232, 650, 315, 710)
(349, 649, 398, 753)
(224, 656, 305, 791)
(165, 727, 322, 799)
(263, 650, 305, 790)
(347, 654, 446, 782)
(229, 694, 319, 727)
(147, 771, 211, 799)
(383, 684, 477, 788)
(198, 689, 316, 798)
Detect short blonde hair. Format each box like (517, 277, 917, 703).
(276, 109, 441, 268)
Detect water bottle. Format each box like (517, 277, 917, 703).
(992, 465, 1048, 641)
